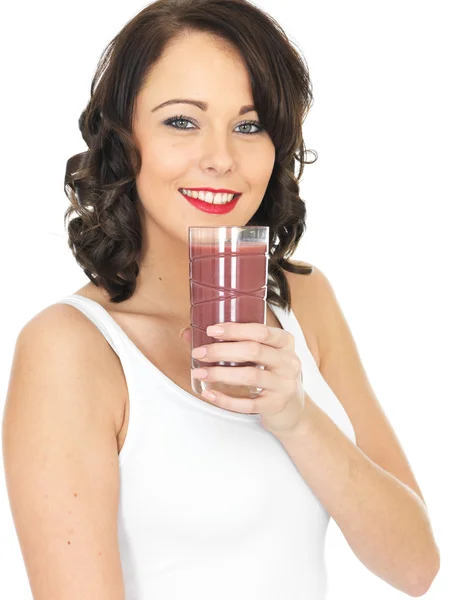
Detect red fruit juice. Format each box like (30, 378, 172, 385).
(189, 241, 268, 373)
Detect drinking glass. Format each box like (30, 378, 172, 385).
(189, 226, 269, 399)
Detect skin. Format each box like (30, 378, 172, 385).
(128, 30, 276, 322)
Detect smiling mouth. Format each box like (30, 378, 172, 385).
(179, 190, 241, 214)
(178, 189, 240, 203)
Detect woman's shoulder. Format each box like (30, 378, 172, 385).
(16, 297, 127, 440)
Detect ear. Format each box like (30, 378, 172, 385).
(179, 326, 192, 344)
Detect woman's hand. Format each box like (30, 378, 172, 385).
(180, 322, 305, 436)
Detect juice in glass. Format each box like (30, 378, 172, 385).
(189, 226, 269, 399)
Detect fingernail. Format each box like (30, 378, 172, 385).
(192, 346, 207, 358)
(179, 326, 188, 338)
(207, 325, 224, 336)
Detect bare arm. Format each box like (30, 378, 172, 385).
(279, 266, 440, 597)
(2, 304, 126, 600)
(276, 393, 440, 598)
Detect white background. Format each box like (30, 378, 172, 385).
(1, 0, 447, 598)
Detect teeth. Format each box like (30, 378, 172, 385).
(180, 188, 237, 204)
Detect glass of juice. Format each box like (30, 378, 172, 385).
(189, 225, 269, 399)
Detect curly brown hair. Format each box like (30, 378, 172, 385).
(64, 0, 318, 310)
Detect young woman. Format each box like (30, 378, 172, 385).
(2, 1, 439, 598)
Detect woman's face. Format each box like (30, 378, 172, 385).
(132, 31, 276, 244)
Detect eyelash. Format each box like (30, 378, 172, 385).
(163, 114, 264, 135)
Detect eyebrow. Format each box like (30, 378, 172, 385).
(151, 98, 256, 115)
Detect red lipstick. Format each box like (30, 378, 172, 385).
(179, 190, 241, 214)
(181, 187, 241, 194)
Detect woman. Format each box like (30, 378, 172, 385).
(2, 0, 440, 598)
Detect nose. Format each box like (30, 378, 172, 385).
(199, 130, 236, 175)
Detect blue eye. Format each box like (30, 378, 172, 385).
(163, 114, 264, 135)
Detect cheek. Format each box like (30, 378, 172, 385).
(244, 146, 275, 189)
(137, 142, 190, 187)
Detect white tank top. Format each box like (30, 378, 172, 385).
(56, 292, 355, 600)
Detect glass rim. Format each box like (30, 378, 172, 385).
(188, 225, 269, 230)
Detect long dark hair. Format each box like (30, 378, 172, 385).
(64, 0, 318, 310)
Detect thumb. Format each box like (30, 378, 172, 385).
(179, 326, 191, 343)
